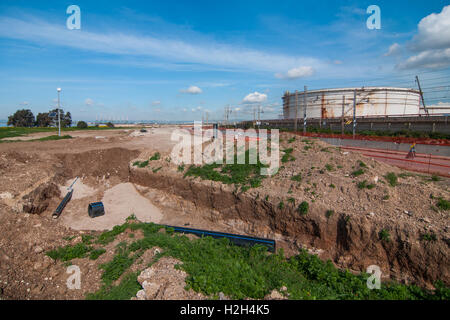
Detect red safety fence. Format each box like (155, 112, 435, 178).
(341, 146, 450, 178)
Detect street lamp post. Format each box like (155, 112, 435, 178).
(57, 88, 61, 137)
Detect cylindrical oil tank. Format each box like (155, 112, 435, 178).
(282, 87, 422, 119)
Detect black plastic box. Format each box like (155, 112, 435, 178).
(88, 202, 105, 218)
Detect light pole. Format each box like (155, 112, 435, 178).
(57, 88, 61, 136)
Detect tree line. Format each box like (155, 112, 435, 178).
(7, 109, 72, 127)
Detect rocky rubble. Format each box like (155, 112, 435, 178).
(134, 253, 205, 300)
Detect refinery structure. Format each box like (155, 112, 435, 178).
(282, 87, 427, 120)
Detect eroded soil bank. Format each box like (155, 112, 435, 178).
(0, 129, 448, 299)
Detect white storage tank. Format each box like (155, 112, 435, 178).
(282, 87, 422, 119)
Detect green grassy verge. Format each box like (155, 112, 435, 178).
(47, 219, 450, 300)
(0, 126, 125, 141)
(184, 150, 268, 192)
(49, 221, 450, 300)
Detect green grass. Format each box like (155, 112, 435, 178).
(357, 180, 375, 190)
(281, 148, 296, 163)
(133, 160, 149, 168)
(385, 172, 398, 187)
(325, 210, 334, 218)
(47, 218, 449, 300)
(358, 160, 367, 168)
(431, 175, 441, 182)
(325, 164, 334, 172)
(351, 169, 365, 177)
(436, 198, 450, 211)
(89, 248, 107, 260)
(288, 137, 296, 143)
(291, 174, 302, 182)
(177, 164, 185, 172)
(46, 243, 92, 261)
(379, 229, 391, 242)
(0, 126, 123, 141)
(149, 152, 161, 161)
(36, 135, 72, 141)
(184, 150, 268, 192)
(297, 201, 309, 215)
(152, 167, 162, 173)
(421, 233, 437, 242)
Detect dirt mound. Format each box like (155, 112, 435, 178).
(57, 148, 140, 181)
(135, 255, 205, 300)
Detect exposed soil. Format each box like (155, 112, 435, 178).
(0, 127, 448, 300)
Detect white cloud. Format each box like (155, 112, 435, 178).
(384, 43, 401, 56)
(243, 92, 267, 103)
(410, 5, 450, 51)
(275, 66, 314, 79)
(85, 98, 94, 106)
(191, 106, 202, 112)
(399, 48, 450, 69)
(398, 6, 450, 69)
(180, 86, 202, 94)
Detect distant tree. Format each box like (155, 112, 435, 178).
(106, 122, 115, 128)
(77, 121, 88, 128)
(7, 109, 35, 127)
(49, 109, 72, 128)
(63, 112, 72, 128)
(36, 112, 52, 127)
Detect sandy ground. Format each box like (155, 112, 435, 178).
(60, 182, 163, 231)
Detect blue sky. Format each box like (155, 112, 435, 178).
(0, 0, 449, 121)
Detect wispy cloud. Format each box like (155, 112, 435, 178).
(0, 13, 323, 73)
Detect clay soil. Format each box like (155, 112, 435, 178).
(0, 127, 448, 300)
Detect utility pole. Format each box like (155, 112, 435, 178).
(294, 90, 298, 131)
(341, 95, 345, 135)
(352, 89, 357, 138)
(416, 75, 429, 116)
(57, 88, 61, 136)
(303, 86, 308, 134)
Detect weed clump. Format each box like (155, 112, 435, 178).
(385, 172, 398, 187)
(436, 198, 450, 211)
(297, 201, 309, 215)
(379, 229, 391, 242)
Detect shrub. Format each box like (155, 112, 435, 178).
(106, 122, 115, 128)
(291, 174, 302, 182)
(150, 152, 161, 161)
(325, 210, 334, 218)
(421, 233, 437, 242)
(77, 121, 88, 129)
(297, 201, 309, 215)
(352, 169, 365, 177)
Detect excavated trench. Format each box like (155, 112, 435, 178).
(17, 147, 449, 288)
(129, 166, 449, 289)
